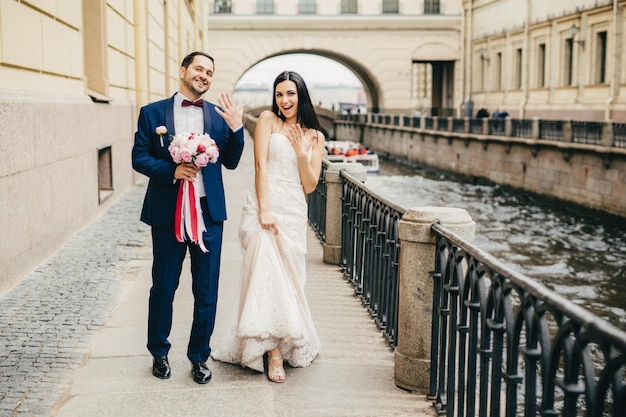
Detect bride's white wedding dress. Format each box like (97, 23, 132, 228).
(210, 132, 320, 372)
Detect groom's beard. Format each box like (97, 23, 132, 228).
(184, 76, 210, 97)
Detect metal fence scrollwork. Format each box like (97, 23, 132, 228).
(430, 222, 626, 417)
(340, 171, 405, 347)
(307, 161, 328, 242)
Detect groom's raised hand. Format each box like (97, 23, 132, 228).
(215, 92, 244, 131)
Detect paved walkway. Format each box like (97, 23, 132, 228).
(1, 132, 436, 417)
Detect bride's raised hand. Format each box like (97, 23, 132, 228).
(287, 124, 313, 158)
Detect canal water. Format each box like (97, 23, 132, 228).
(363, 156, 626, 329)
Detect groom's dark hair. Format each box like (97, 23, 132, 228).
(181, 52, 215, 70)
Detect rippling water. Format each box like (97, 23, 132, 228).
(363, 156, 626, 328)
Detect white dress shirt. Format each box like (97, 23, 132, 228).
(174, 92, 207, 197)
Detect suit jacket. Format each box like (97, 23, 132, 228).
(132, 94, 245, 228)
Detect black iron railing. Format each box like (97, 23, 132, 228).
(452, 119, 465, 133)
(489, 118, 505, 135)
(469, 118, 483, 134)
(341, 171, 405, 347)
(338, 113, 624, 149)
(511, 118, 533, 138)
(307, 161, 328, 242)
(613, 122, 626, 148)
(430, 222, 626, 417)
(539, 119, 564, 140)
(572, 121, 603, 145)
(438, 117, 449, 132)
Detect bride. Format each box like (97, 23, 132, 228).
(211, 71, 325, 382)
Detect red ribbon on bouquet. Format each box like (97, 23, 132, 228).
(174, 179, 208, 253)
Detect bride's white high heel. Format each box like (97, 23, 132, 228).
(267, 355, 285, 383)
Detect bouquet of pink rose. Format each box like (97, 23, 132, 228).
(168, 132, 219, 167)
(167, 132, 219, 253)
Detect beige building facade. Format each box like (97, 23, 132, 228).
(4, 0, 622, 293)
(204, 0, 463, 115)
(0, 0, 206, 293)
(465, 0, 626, 121)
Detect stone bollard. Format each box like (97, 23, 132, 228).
(394, 207, 475, 393)
(322, 162, 367, 265)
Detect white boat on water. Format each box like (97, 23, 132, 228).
(325, 140, 380, 173)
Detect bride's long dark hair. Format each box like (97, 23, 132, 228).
(271, 71, 321, 132)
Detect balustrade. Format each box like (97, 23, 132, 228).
(307, 156, 626, 416)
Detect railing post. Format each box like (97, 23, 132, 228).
(505, 117, 513, 136)
(322, 162, 367, 265)
(563, 118, 573, 142)
(532, 117, 540, 139)
(602, 120, 614, 146)
(394, 207, 475, 393)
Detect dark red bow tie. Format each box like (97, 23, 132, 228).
(182, 99, 203, 107)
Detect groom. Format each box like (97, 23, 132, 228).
(131, 51, 245, 384)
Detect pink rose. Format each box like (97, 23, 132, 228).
(194, 153, 209, 167)
(206, 146, 219, 163)
(180, 148, 193, 163)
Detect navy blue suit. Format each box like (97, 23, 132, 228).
(131, 94, 244, 363)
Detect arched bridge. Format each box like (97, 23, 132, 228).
(205, 13, 461, 115)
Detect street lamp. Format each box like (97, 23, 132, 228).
(570, 24, 585, 50)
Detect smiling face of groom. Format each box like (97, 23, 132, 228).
(179, 54, 214, 100)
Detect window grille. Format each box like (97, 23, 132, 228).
(382, 0, 399, 14)
(341, 0, 357, 14)
(257, 0, 274, 14)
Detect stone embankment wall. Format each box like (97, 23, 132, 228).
(335, 121, 626, 218)
(0, 92, 136, 294)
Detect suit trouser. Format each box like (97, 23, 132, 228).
(147, 203, 223, 363)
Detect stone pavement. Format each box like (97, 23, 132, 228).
(1, 132, 436, 417)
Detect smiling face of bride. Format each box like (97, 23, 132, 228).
(274, 80, 299, 124)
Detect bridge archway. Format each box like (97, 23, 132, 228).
(206, 17, 461, 114)
(238, 50, 382, 113)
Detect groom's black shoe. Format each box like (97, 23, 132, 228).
(152, 356, 171, 379)
(191, 361, 212, 384)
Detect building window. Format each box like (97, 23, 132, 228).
(214, 0, 231, 13)
(257, 0, 274, 14)
(383, 0, 399, 14)
(341, 0, 357, 14)
(98, 146, 113, 203)
(596, 31, 607, 84)
(564, 38, 574, 86)
(537, 43, 546, 88)
(424, 0, 440, 14)
(515, 48, 523, 89)
(496, 52, 502, 90)
(298, 0, 316, 14)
